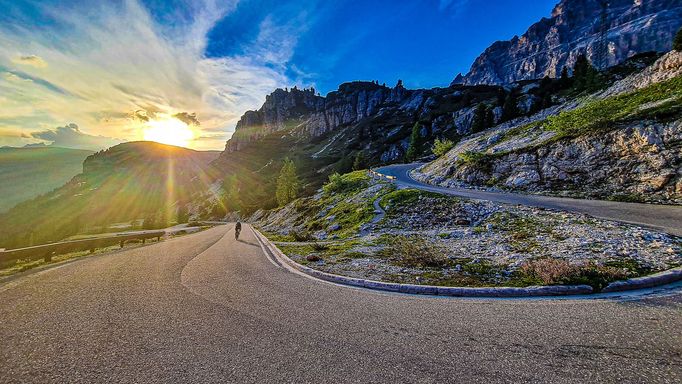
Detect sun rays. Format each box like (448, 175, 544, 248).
(143, 118, 196, 148)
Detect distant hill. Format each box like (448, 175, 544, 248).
(0, 147, 94, 213)
(0, 142, 220, 248)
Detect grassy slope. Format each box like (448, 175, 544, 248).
(0, 147, 94, 212)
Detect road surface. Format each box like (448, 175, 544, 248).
(376, 163, 682, 237)
(1, 224, 680, 383)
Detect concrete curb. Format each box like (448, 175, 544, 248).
(602, 267, 682, 292)
(252, 228, 597, 297)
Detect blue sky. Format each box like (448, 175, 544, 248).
(205, 0, 557, 92)
(0, 0, 556, 150)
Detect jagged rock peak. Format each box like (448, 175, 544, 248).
(224, 81, 411, 153)
(454, 0, 682, 86)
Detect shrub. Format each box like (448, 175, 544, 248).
(310, 242, 329, 252)
(378, 236, 449, 268)
(290, 229, 314, 242)
(519, 258, 628, 291)
(431, 138, 455, 157)
(519, 258, 575, 285)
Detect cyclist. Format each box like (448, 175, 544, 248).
(235, 221, 242, 240)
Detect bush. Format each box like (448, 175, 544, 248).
(378, 236, 449, 268)
(432, 138, 455, 157)
(290, 229, 314, 242)
(519, 258, 628, 291)
(310, 242, 329, 252)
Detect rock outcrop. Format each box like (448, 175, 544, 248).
(454, 0, 682, 85)
(420, 52, 682, 204)
(420, 121, 681, 203)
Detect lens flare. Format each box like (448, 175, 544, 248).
(143, 118, 194, 147)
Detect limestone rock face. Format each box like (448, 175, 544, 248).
(225, 82, 404, 153)
(418, 120, 682, 203)
(455, 0, 682, 85)
(418, 51, 682, 203)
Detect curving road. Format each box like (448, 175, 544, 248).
(375, 163, 682, 237)
(1, 224, 681, 383)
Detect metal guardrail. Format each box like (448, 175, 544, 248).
(0, 231, 165, 264)
(368, 169, 396, 181)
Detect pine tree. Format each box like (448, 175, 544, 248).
(177, 205, 189, 223)
(143, 214, 157, 229)
(484, 106, 495, 128)
(572, 54, 600, 92)
(276, 158, 300, 206)
(405, 122, 423, 162)
(558, 66, 572, 90)
(471, 103, 488, 133)
(501, 93, 518, 122)
(225, 174, 242, 212)
(674, 27, 682, 51)
(352, 151, 367, 171)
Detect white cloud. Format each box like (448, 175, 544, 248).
(0, 0, 295, 150)
(31, 123, 122, 151)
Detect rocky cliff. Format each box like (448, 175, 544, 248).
(454, 0, 682, 85)
(219, 80, 509, 164)
(224, 82, 419, 154)
(420, 51, 682, 204)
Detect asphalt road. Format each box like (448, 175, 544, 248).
(1, 224, 681, 383)
(375, 163, 682, 237)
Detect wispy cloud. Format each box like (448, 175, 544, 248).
(0, 0, 296, 150)
(438, 0, 471, 13)
(11, 55, 48, 68)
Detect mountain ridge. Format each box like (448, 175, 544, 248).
(453, 0, 682, 85)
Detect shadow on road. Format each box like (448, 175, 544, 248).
(237, 238, 259, 247)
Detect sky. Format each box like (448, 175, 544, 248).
(0, 0, 556, 151)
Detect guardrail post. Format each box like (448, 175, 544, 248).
(120, 240, 124, 248)
(44, 251, 52, 262)
(142, 238, 146, 244)
(156, 236, 161, 242)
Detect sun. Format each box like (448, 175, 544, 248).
(142, 118, 195, 147)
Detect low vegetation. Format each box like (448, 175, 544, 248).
(377, 236, 449, 268)
(322, 171, 370, 195)
(546, 75, 682, 139)
(431, 138, 455, 157)
(516, 258, 629, 291)
(456, 150, 498, 172)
